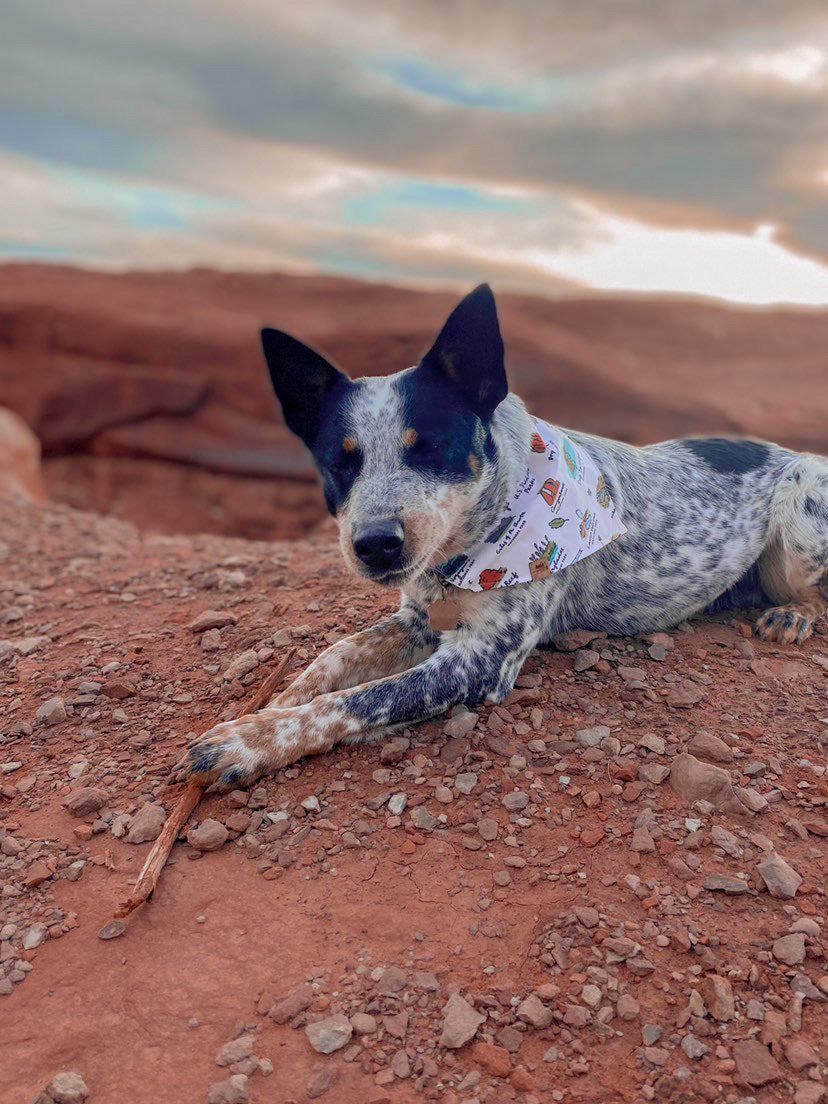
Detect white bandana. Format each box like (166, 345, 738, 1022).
(435, 418, 626, 592)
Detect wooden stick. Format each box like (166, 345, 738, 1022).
(114, 649, 296, 918)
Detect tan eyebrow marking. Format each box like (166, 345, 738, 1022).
(402, 428, 418, 447)
(469, 453, 481, 477)
(343, 436, 358, 453)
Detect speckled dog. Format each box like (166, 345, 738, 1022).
(175, 285, 828, 787)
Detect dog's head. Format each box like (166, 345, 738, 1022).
(261, 284, 509, 586)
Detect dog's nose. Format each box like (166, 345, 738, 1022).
(353, 519, 405, 572)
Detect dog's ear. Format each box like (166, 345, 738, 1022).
(261, 329, 350, 447)
(419, 283, 507, 419)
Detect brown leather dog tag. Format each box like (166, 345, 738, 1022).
(428, 597, 462, 632)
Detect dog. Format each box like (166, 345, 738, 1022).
(175, 284, 828, 788)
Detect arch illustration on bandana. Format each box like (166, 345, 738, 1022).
(435, 419, 626, 592)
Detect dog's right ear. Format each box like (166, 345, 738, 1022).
(261, 329, 351, 448)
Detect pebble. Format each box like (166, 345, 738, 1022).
(268, 983, 313, 1023)
(772, 932, 806, 965)
(477, 818, 498, 841)
(702, 975, 734, 1021)
(732, 1039, 782, 1087)
(22, 922, 48, 950)
(670, 753, 742, 812)
(222, 650, 259, 682)
(216, 1035, 255, 1066)
(472, 1042, 511, 1077)
(681, 1034, 709, 1060)
(517, 993, 552, 1028)
(387, 793, 407, 816)
(687, 731, 734, 763)
(207, 1074, 251, 1104)
(189, 609, 237, 632)
(36, 696, 66, 726)
(443, 710, 478, 738)
(40, 1072, 89, 1103)
(703, 873, 749, 895)
(125, 802, 167, 844)
(187, 819, 229, 852)
(439, 992, 485, 1048)
(756, 853, 802, 898)
(573, 649, 600, 672)
(349, 1012, 377, 1035)
(307, 1063, 339, 1099)
(98, 920, 125, 941)
(455, 772, 478, 794)
(305, 1013, 353, 1054)
(62, 787, 108, 817)
(576, 725, 610, 748)
(379, 737, 410, 764)
(501, 791, 529, 812)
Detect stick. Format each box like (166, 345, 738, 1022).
(114, 648, 296, 917)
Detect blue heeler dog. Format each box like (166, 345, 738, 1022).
(176, 285, 828, 787)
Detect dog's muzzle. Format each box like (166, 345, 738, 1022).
(352, 518, 405, 575)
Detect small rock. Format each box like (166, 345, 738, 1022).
(307, 1063, 339, 1099)
(576, 725, 610, 748)
(44, 1072, 89, 1104)
(472, 1041, 511, 1077)
(222, 650, 259, 681)
(501, 791, 529, 812)
(380, 737, 410, 764)
(617, 994, 640, 1020)
(62, 787, 108, 817)
(387, 793, 407, 816)
(187, 819, 229, 852)
(638, 733, 666, 755)
(36, 696, 66, 726)
(455, 772, 478, 795)
(189, 609, 237, 632)
(443, 710, 478, 738)
(785, 1038, 819, 1072)
(703, 975, 734, 1021)
(269, 983, 313, 1024)
(794, 1085, 826, 1104)
(216, 1035, 255, 1067)
(631, 826, 656, 853)
(98, 920, 125, 941)
(703, 873, 749, 895)
(687, 732, 734, 763)
(350, 1012, 377, 1035)
(125, 802, 167, 844)
(681, 1034, 710, 1060)
(732, 1039, 782, 1087)
(573, 649, 599, 672)
(439, 992, 485, 1049)
(517, 993, 552, 1029)
(757, 854, 802, 898)
(669, 753, 743, 813)
(477, 818, 498, 841)
(411, 806, 438, 831)
(305, 1014, 353, 1054)
(772, 932, 806, 966)
(24, 860, 52, 888)
(22, 923, 48, 950)
(207, 1074, 251, 1104)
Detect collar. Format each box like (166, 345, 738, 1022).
(434, 418, 626, 592)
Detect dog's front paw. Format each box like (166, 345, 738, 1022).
(755, 605, 815, 646)
(173, 722, 264, 789)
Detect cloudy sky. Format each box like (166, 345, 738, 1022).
(2, 0, 828, 303)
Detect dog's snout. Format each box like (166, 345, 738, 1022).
(353, 519, 405, 572)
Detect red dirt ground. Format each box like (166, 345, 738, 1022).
(1, 493, 826, 1104)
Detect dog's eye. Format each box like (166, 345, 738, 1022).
(333, 446, 361, 471)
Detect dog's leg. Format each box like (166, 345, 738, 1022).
(756, 456, 828, 645)
(273, 605, 438, 707)
(174, 604, 540, 787)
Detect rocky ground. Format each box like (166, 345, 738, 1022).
(1, 493, 827, 1104)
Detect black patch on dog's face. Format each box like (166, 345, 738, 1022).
(682, 438, 770, 475)
(396, 366, 492, 481)
(308, 387, 363, 515)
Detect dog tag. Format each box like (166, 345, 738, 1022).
(428, 596, 462, 632)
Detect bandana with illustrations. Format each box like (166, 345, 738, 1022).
(435, 419, 626, 592)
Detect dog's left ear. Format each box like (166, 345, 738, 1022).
(419, 283, 507, 419)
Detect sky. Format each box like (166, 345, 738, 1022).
(1, 0, 828, 304)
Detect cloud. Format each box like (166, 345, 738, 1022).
(0, 0, 827, 302)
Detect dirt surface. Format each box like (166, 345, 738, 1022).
(1, 493, 826, 1104)
(1, 263, 827, 540)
